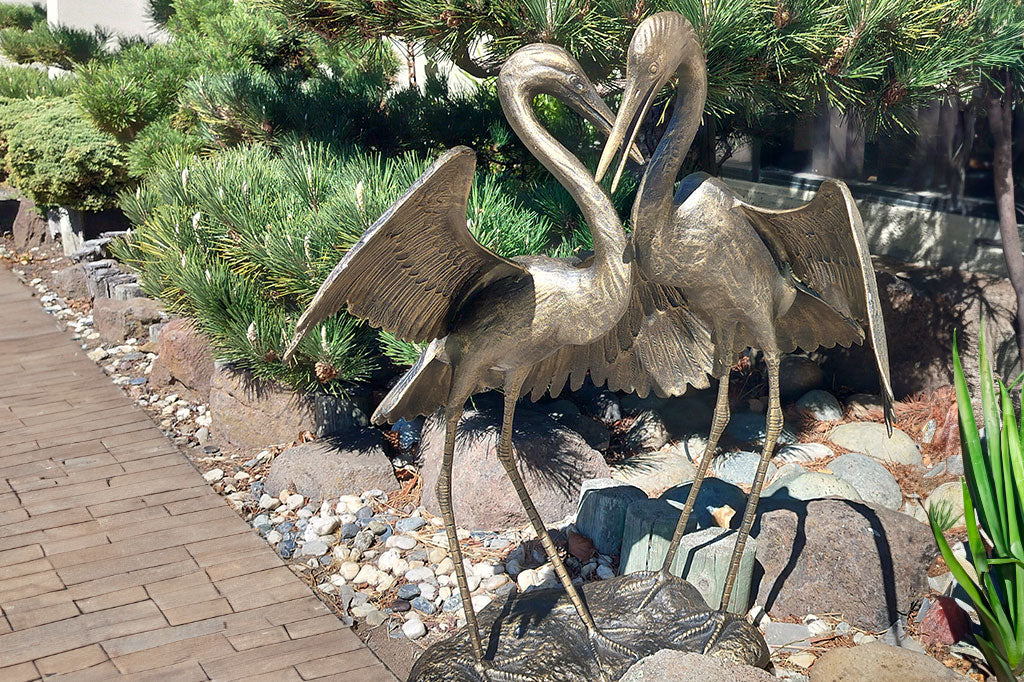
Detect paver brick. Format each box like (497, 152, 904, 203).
(34, 644, 108, 677)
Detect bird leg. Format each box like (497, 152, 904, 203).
(636, 372, 730, 612)
(436, 405, 491, 678)
(721, 352, 782, 611)
(494, 375, 637, 679)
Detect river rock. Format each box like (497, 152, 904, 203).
(827, 453, 903, 510)
(755, 499, 938, 630)
(725, 412, 796, 446)
(775, 442, 833, 464)
(660, 478, 747, 532)
(796, 390, 843, 421)
(610, 443, 698, 494)
(265, 435, 396, 499)
(829, 422, 922, 466)
(925, 481, 966, 527)
(780, 355, 824, 398)
(810, 641, 969, 681)
(623, 410, 669, 451)
(764, 471, 861, 502)
(621, 650, 775, 682)
(712, 451, 776, 487)
(419, 400, 611, 529)
(53, 263, 90, 300)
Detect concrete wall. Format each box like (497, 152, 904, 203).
(48, 0, 161, 39)
(722, 175, 1013, 278)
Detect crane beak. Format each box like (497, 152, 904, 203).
(569, 87, 646, 168)
(596, 75, 661, 194)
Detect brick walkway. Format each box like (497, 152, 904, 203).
(0, 267, 397, 681)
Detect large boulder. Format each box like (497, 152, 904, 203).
(11, 198, 46, 251)
(621, 650, 774, 682)
(754, 498, 937, 630)
(92, 296, 163, 343)
(810, 641, 969, 681)
(209, 364, 369, 449)
(418, 398, 612, 529)
(264, 434, 397, 499)
(149, 318, 215, 401)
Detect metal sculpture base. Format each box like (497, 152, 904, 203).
(408, 571, 769, 681)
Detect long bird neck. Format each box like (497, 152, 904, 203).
(501, 88, 628, 280)
(632, 48, 708, 234)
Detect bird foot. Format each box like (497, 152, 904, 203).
(634, 569, 674, 613)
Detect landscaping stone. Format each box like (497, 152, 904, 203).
(795, 390, 843, 421)
(576, 478, 647, 555)
(779, 355, 824, 398)
(93, 297, 163, 343)
(755, 499, 938, 630)
(809, 641, 969, 681)
(418, 401, 611, 529)
(659, 478, 748, 532)
(712, 451, 776, 487)
(725, 412, 797, 446)
(52, 264, 90, 300)
(402, 618, 427, 640)
(925, 481, 966, 527)
(620, 500, 754, 613)
(209, 364, 369, 448)
(610, 444, 698, 494)
(623, 410, 669, 451)
(764, 471, 861, 502)
(916, 595, 971, 646)
(265, 435, 396, 499)
(622, 651, 774, 681)
(827, 453, 903, 510)
(11, 198, 46, 251)
(764, 621, 813, 653)
(149, 318, 215, 401)
(775, 442, 833, 464)
(829, 422, 922, 466)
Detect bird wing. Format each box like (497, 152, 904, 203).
(736, 180, 894, 427)
(287, 147, 528, 355)
(521, 267, 714, 401)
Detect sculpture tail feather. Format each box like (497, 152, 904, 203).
(372, 340, 452, 425)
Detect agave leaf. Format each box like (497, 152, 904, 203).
(956, 330, 1006, 553)
(965, 480, 990, 574)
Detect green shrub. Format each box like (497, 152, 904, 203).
(0, 20, 109, 69)
(0, 96, 41, 179)
(0, 66, 73, 98)
(126, 118, 204, 179)
(930, 324, 1024, 681)
(112, 141, 568, 393)
(6, 98, 128, 210)
(0, 3, 44, 30)
(75, 42, 193, 140)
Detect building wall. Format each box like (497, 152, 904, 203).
(48, 0, 161, 39)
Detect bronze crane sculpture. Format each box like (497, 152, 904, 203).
(596, 12, 895, 613)
(284, 43, 714, 679)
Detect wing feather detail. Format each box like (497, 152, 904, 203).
(286, 147, 529, 356)
(737, 180, 894, 426)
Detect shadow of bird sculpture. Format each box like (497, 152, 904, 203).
(283, 43, 715, 679)
(596, 12, 895, 613)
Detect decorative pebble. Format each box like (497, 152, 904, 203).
(286, 494, 305, 510)
(392, 599, 411, 613)
(419, 583, 437, 601)
(203, 468, 224, 483)
(403, 618, 427, 639)
(397, 583, 421, 600)
(396, 517, 426, 533)
(436, 557, 454, 575)
(340, 562, 360, 581)
(405, 567, 435, 583)
(411, 597, 436, 615)
(353, 564, 379, 586)
(299, 540, 329, 557)
(386, 534, 417, 551)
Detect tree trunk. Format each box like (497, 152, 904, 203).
(987, 73, 1024, 361)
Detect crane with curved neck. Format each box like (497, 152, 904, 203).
(285, 43, 654, 679)
(597, 12, 894, 614)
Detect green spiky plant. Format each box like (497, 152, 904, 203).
(929, 323, 1024, 681)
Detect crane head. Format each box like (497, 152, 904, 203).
(500, 44, 645, 167)
(597, 12, 698, 193)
